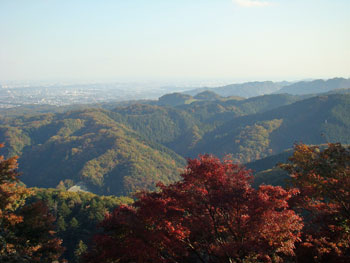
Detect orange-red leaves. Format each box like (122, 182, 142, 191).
(85, 155, 303, 263)
(282, 143, 350, 262)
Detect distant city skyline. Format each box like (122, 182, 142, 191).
(1, 0, 349, 83)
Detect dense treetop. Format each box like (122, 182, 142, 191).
(84, 155, 303, 263)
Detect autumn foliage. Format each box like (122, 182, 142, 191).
(85, 155, 303, 263)
(0, 144, 64, 262)
(281, 143, 350, 263)
(3, 139, 349, 262)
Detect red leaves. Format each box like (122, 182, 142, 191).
(281, 143, 350, 262)
(85, 155, 303, 263)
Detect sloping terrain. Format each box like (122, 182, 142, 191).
(0, 109, 185, 196)
(276, 78, 350, 95)
(190, 94, 350, 162)
(1, 92, 349, 196)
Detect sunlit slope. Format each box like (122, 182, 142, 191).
(1, 93, 349, 195)
(110, 94, 300, 156)
(0, 109, 185, 196)
(190, 94, 350, 162)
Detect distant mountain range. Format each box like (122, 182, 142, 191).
(182, 78, 350, 98)
(275, 78, 350, 95)
(183, 81, 287, 98)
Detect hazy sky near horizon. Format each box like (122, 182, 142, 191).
(0, 0, 349, 83)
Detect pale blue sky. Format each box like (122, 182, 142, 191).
(0, 0, 349, 83)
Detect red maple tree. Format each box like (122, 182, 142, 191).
(281, 143, 350, 263)
(85, 155, 303, 263)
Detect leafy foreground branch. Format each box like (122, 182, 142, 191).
(84, 155, 303, 263)
(281, 143, 350, 263)
(0, 144, 64, 263)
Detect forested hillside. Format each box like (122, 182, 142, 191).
(191, 94, 350, 162)
(0, 109, 185, 196)
(1, 90, 350, 263)
(0, 92, 349, 196)
(29, 188, 132, 262)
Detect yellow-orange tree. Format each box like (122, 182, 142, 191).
(281, 143, 350, 263)
(0, 144, 64, 263)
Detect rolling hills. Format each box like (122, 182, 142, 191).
(0, 109, 185, 196)
(183, 78, 350, 98)
(189, 94, 350, 162)
(276, 78, 350, 95)
(0, 88, 349, 196)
